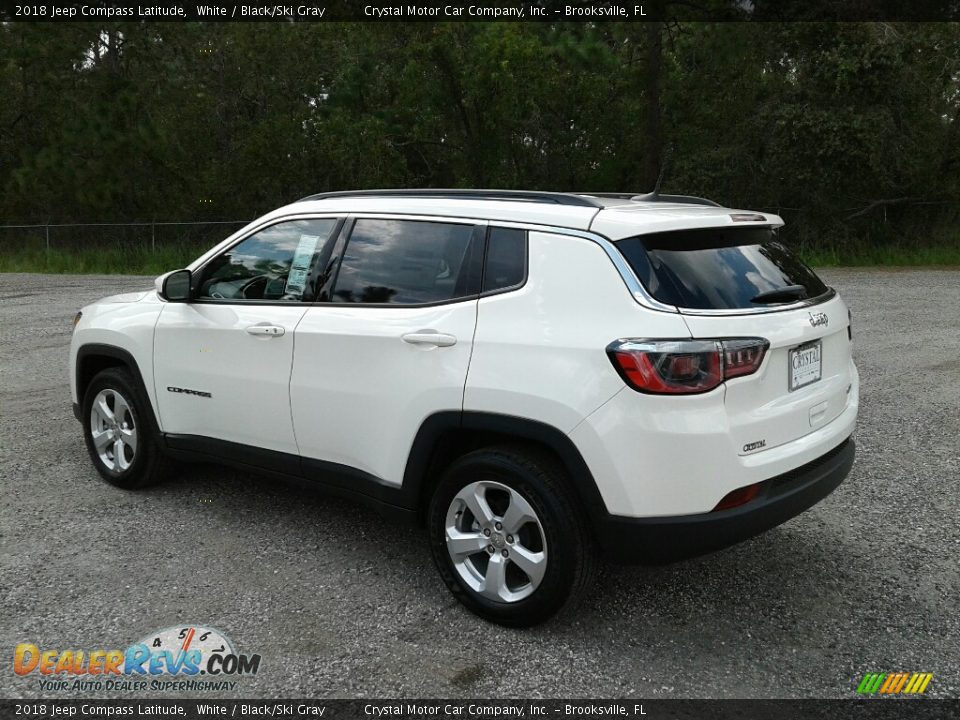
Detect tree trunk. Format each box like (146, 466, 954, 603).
(642, 15, 664, 191)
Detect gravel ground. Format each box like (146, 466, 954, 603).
(1, 269, 958, 700)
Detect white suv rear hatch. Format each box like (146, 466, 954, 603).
(685, 296, 852, 455)
(615, 226, 854, 455)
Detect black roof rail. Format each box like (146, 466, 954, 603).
(566, 191, 722, 206)
(297, 188, 606, 208)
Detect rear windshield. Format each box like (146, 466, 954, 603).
(616, 227, 829, 310)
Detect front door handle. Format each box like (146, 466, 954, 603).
(246, 324, 285, 337)
(401, 331, 457, 347)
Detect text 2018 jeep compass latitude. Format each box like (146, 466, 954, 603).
(70, 189, 858, 626)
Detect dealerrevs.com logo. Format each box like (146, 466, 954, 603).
(13, 625, 261, 693)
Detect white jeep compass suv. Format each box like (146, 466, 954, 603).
(70, 189, 858, 626)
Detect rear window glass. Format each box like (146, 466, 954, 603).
(616, 228, 829, 310)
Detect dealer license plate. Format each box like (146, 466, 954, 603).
(789, 341, 822, 391)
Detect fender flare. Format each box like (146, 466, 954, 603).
(74, 343, 160, 430)
(403, 410, 610, 524)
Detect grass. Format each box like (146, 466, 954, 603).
(1, 241, 959, 275)
(801, 243, 960, 267)
(0, 244, 203, 275)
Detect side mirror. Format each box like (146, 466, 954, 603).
(159, 269, 192, 302)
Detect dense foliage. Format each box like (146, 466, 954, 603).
(1, 22, 958, 253)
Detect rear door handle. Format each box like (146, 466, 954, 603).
(401, 331, 457, 347)
(246, 324, 285, 337)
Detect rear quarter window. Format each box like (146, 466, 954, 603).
(482, 227, 527, 293)
(616, 227, 829, 310)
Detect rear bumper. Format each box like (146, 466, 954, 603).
(596, 437, 855, 564)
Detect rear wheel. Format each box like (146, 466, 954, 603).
(428, 445, 595, 626)
(82, 368, 167, 489)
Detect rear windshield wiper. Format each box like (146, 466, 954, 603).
(751, 284, 808, 304)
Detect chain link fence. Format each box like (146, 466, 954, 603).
(0, 220, 253, 254)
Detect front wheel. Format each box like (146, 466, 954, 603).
(82, 367, 168, 489)
(428, 445, 595, 627)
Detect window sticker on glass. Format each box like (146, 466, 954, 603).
(285, 234, 321, 295)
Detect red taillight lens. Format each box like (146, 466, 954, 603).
(610, 340, 723, 394)
(713, 482, 762, 511)
(722, 338, 769, 379)
(608, 338, 768, 395)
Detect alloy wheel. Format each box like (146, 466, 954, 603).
(89, 388, 138, 473)
(444, 480, 548, 603)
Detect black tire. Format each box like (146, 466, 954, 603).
(428, 444, 596, 627)
(81, 367, 168, 489)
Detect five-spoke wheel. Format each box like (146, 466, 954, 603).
(429, 445, 595, 627)
(82, 367, 167, 489)
(89, 388, 138, 472)
(445, 480, 548, 603)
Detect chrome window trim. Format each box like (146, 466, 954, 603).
(499, 221, 837, 317)
(189, 211, 826, 317)
(189, 214, 345, 305)
(602, 223, 839, 316)
(188, 212, 346, 273)
(325, 214, 488, 308)
(674, 288, 838, 316)
(345, 212, 489, 227)
(479, 219, 680, 314)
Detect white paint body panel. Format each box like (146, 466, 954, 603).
(69, 291, 161, 410)
(152, 303, 308, 455)
(464, 231, 690, 432)
(290, 300, 478, 485)
(570, 362, 858, 516)
(683, 293, 854, 460)
(466, 229, 857, 518)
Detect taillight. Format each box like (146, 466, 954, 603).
(722, 338, 768, 379)
(608, 338, 769, 395)
(609, 340, 722, 394)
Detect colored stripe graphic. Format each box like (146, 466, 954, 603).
(883, 673, 909, 694)
(879, 674, 898, 693)
(857, 673, 886, 694)
(857, 672, 932, 695)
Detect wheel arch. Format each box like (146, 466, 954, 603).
(75, 344, 159, 429)
(404, 411, 610, 527)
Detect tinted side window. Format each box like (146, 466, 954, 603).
(199, 219, 339, 302)
(333, 219, 478, 304)
(482, 227, 527, 293)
